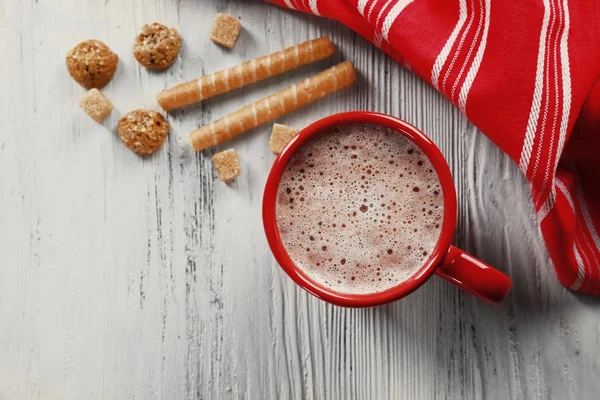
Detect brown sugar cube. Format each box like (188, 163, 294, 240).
(210, 13, 242, 49)
(212, 149, 241, 182)
(79, 88, 113, 122)
(269, 123, 299, 154)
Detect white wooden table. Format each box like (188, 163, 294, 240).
(2, 1, 599, 399)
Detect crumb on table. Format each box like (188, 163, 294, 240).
(210, 13, 242, 49)
(269, 123, 299, 154)
(212, 149, 241, 182)
(79, 88, 113, 122)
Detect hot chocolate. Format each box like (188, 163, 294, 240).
(275, 123, 444, 294)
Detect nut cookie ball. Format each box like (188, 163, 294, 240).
(133, 23, 181, 71)
(118, 109, 170, 155)
(66, 40, 118, 88)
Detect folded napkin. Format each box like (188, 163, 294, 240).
(269, 0, 600, 294)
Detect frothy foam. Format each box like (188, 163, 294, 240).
(275, 123, 444, 295)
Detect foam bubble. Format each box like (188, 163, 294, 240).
(276, 123, 444, 295)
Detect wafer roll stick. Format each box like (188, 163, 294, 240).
(189, 61, 356, 151)
(157, 37, 336, 111)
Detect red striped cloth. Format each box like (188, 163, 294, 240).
(269, 0, 600, 294)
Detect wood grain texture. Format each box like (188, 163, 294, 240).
(1, 1, 599, 399)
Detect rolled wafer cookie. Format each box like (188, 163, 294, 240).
(189, 61, 356, 151)
(157, 36, 335, 111)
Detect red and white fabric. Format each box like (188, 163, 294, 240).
(268, 0, 600, 295)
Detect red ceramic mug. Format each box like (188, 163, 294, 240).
(262, 112, 511, 307)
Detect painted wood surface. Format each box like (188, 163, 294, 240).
(1, 1, 599, 399)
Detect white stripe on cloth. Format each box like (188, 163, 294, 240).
(283, 0, 296, 10)
(537, 193, 555, 223)
(576, 235, 596, 291)
(530, 0, 559, 199)
(308, 0, 320, 15)
(450, 0, 483, 101)
(373, 32, 383, 48)
(441, 0, 475, 93)
(535, 0, 572, 220)
(373, 0, 394, 47)
(431, 0, 468, 90)
(572, 245, 586, 291)
(556, 178, 600, 290)
(578, 188, 600, 255)
(540, 0, 571, 211)
(519, 0, 552, 173)
(555, 179, 587, 290)
(555, 179, 574, 210)
(458, 0, 490, 114)
(381, 0, 414, 41)
(376, 0, 395, 30)
(553, 0, 572, 173)
(367, 0, 377, 21)
(358, 0, 369, 16)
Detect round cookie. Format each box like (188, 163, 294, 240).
(66, 40, 118, 88)
(118, 109, 170, 155)
(133, 23, 181, 71)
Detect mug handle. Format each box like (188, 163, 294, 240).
(435, 246, 512, 303)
